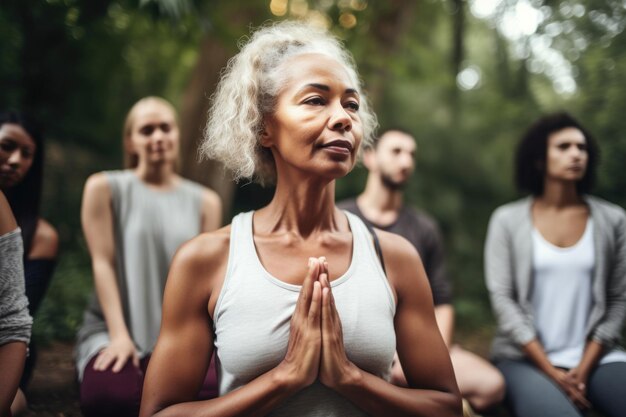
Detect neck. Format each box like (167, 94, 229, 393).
(358, 173, 403, 213)
(536, 178, 582, 208)
(259, 174, 340, 238)
(134, 160, 176, 186)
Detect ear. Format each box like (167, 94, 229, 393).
(259, 118, 274, 148)
(362, 147, 377, 171)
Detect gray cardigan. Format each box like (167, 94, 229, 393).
(485, 195, 626, 361)
(0, 228, 32, 346)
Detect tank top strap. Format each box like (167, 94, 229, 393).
(344, 211, 395, 310)
(345, 211, 382, 272)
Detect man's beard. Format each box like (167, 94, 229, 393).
(380, 172, 408, 191)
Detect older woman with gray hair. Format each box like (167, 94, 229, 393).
(140, 21, 461, 417)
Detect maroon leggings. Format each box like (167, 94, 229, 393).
(80, 354, 218, 417)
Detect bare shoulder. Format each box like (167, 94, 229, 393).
(82, 172, 112, 206)
(84, 171, 110, 192)
(0, 191, 17, 233)
(374, 228, 432, 304)
(376, 228, 421, 265)
(29, 218, 59, 259)
(177, 225, 230, 262)
(169, 225, 232, 286)
(200, 186, 222, 209)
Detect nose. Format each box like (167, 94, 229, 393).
(7, 149, 22, 167)
(570, 146, 583, 160)
(328, 102, 352, 132)
(151, 128, 165, 144)
(399, 152, 414, 169)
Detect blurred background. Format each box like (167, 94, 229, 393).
(2, 0, 625, 352)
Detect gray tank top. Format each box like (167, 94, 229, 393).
(75, 170, 204, 379)
(214, 211, 396, 416)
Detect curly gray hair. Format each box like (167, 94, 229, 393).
(201, 20, 378, 184)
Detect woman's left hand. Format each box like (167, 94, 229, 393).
(318, 259, 358, 390)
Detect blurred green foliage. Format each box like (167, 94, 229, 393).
(1, 0, 625, 345)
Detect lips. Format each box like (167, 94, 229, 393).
(320, 139, 353, 152)
(0, 170, 19, 185)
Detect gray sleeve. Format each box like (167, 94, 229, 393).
(484, 207, 535, 346)
(590, 208, 626, 347)
(0, 229, 33, 346)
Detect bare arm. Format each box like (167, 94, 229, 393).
(200, 189, 222, 233)
(0, 191, 17, 234)
(27, 218, 59, 260)
(320, 232, 462, 417)
(81, 173, 138, 371)
(434, 304, 455, 347)
(140, 235, 324, 417)
(0, 342, 26, 417)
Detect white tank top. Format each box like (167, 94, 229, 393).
(532, 220, 626, 367)
(532, 220, 594, 368)
(213, 211, 396, 416)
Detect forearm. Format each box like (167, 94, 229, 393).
(434, 304, 454, 347)
(576, 340, 604, 379)
(334, 365, 461, 417)
(0, 341, 26, 415)
(522, 339, 556, 376)
(150, 365, 302, 417)
(92, 260, 131, 339)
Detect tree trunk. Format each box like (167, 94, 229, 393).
(178, 35, 235, 214)
(450, 0, 465, 121)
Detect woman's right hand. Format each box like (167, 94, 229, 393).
(93, 335, 140, 373)
(277, 258, 322, 390)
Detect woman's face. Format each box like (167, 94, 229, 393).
(545, 127, 588, 182)
(0, 123, 37, 189)
(263, 53, 363, 181)
(127, 101, 179, 167)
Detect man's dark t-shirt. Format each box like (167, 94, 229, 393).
(338, 198, 452, 306)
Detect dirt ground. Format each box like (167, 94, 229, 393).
(23, 342, 81, 417)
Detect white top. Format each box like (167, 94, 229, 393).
(213, 211, 396, 416)
(532, 219, 626, 368)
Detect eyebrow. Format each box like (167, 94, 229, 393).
(301, 83, 358, 95)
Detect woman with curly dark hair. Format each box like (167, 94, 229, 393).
(485, 112, 626, 417)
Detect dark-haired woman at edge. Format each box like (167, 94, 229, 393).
(485, 112, 626, 417)
(0, 112, 58, 415)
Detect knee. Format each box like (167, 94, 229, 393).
(466, 369, 506, 412)
(80, 366, 143, 417)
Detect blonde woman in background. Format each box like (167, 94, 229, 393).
(75, 97, 222, 417)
